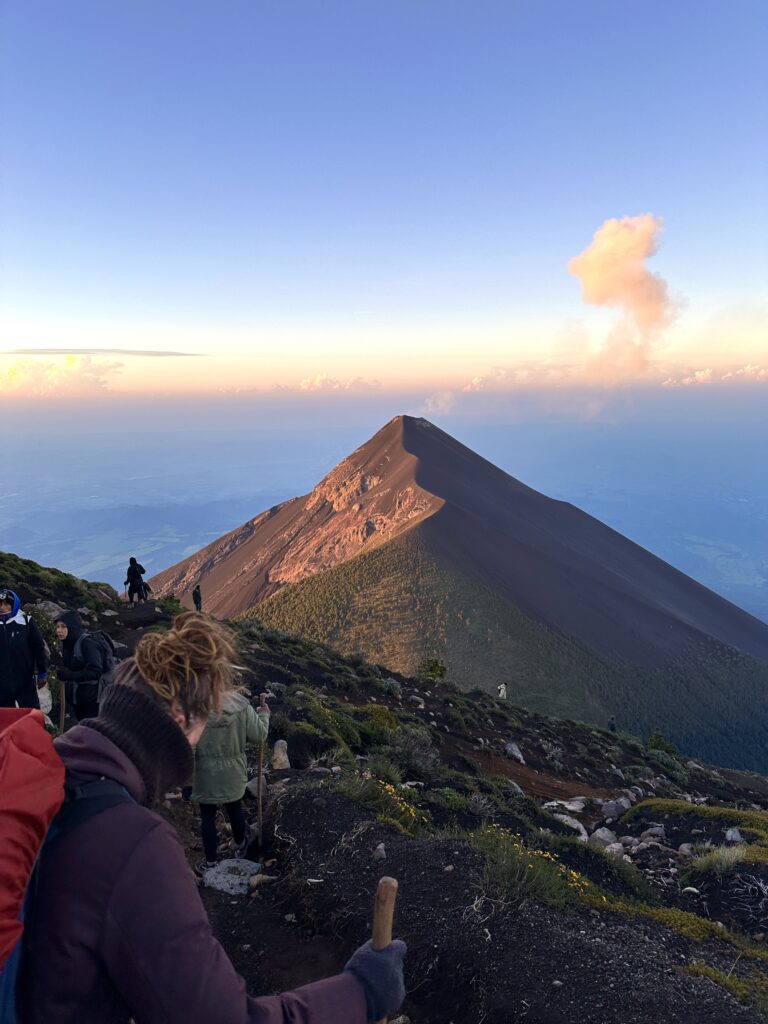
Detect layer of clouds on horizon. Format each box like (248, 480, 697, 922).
(2, 214, 765, 401)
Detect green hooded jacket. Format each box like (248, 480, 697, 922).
(191, 692, 269, 804)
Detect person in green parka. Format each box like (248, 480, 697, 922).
(191, 689, 269, 876)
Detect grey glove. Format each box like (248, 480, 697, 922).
(344, 938, 406, 1022)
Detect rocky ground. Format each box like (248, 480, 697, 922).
(28, 594, 768, 1021)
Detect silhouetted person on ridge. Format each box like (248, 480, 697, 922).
(608, 715, 617, 733)
(192, 584, 202, 613)
(0, 587, 48, 708)
(124, 557, 146, 605)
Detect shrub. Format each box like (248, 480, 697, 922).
(416, 657, 447, 682)
(428, 788, 470, 813)
(157, 595, 184, 616)
(647, 729, 677, 755)
(339, 774, 427, 834)
(390, 725, 441, 780)
(685, 845, 747, 879)
(470, 824, 590, 909)
(376, 678, 402, 699)
(646, 748, 689, 785)
(365, 756, 403, 786)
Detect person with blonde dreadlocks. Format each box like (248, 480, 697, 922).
(19, 612, 406, 1024)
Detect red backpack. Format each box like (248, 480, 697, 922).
(0, 708, 64, 974)
(0, 709, 134, 1021)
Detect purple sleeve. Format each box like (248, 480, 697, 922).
(101, 818, 367, 1024)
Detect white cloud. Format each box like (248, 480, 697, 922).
(567, 213, 679, 385)
(663, 364, 768, 387)
(298, 374, 381, 392)
(421, 390, 456, 415)
(0, 355, 123, 396)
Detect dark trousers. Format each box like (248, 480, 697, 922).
(74, 699, 99, 721)
(200, 800, 246, 862)
(0, 681, 40, 709)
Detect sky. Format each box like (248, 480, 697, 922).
(1, 0, 766, 401)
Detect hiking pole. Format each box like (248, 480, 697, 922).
(257, 692, 267, 848)
(58, 677, 66, 733)
(372, 876, 399, 1024)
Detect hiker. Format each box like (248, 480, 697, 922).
(124, 556, 146, 604)
(608, 715, 617, 734)
(192, 689, 269, 875)
(54, 610, 114, 721)
(0, 588, 48, 709)
(497, 683, 507, 700)
(193, 583, 202, 612)
(18, 612, 406, 1023)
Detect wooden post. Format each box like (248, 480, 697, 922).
(372, 876, 399, 1024)
(257, 692, 267, 847)
(58, 679, 66, 733)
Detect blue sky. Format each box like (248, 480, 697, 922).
(1, 0, 766, 395)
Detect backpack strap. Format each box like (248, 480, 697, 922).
(46, 778, 134, 846)
(1, 780, 134, 1021)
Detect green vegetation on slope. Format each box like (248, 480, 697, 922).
(240, 532, 768, 772)
(0, 550, 116, 611)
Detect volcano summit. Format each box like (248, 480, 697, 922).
(153, 416, 768, 769)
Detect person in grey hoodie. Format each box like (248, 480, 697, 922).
(20, 613, 406, 1024)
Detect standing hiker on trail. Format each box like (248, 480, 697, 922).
(54, 610, 115, 721)
(191, 689, 269, 876)
(608, 716, 617, 734)
(0, 588, 48, 709)
(124, 556, 146, 605)
(18, 611, 406, 1024)
(192, 583, 202, 612)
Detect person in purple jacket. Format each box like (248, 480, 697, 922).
(20, 612, 406, 1024)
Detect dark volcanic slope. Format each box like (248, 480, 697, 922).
(153, 415, 768, 668)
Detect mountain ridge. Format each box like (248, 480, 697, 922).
(153, 414, 768, 666)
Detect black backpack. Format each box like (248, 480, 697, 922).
(73, 631, 117, 700)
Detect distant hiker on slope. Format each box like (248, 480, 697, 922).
(192, 583, 202, 612)
(608, 716, 617, 733)
(18, 612, 406, 1024)
(0, 588, 48, 709)
(192, 688, 269, 876)
(55, 610, 115, 721)
(124, 556, 146, 605)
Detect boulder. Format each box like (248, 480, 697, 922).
(641, 825, 666, 840)
(678, 843, 694, 857)
(245, 775, 266, 798)
(600, 796, 632, 819)
(605, 843, 626, 858)
(507, 781, 525, 797)
(553, 813, 588, 842)
(271, 739, 291, 770)
(504, 742, 525, 764)
(725, 827, 744, 844)
(589, 827, 618, 848)
(200, 858, 262, 895)
(34, 600, 66, 618)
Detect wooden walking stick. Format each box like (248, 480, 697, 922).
(257, 691, 267, 848)
(372, 876, 399, 1024)
(58, 678, 66, 733)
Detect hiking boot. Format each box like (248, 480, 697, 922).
(193, 859, 217, 879)
(233, 828, 253, 858)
